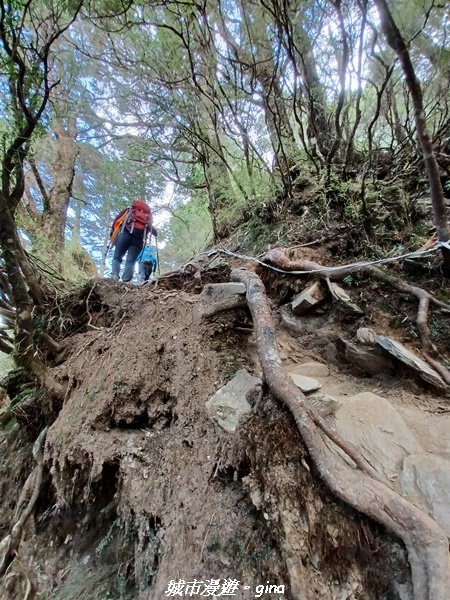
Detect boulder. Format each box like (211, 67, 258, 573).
(205, 369, 261, 433)
(291, 281, 327, 315)
(333, 392, 422, 483)
(400, 453, 450, 536)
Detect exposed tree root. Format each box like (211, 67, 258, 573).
(0, 427, 48, 576)
(262, 248, 450, 383)
(231, 268, 450, 600)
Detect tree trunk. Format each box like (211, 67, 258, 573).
(39, 116, 79, 258)
(375, 0, 450, 271)
(0, 200, 35, 370)
(256, 63, 297, 177)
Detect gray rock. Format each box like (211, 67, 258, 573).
(200, 282, 246, 302)
(291, 281, 327, 315)
(356, 327, 377, 345)
(374, 335, 446, 389)
(356, 327, 447, 389)
(334, 392, 423, 483)
(198, 282, 247, 317)
(400, 453, 450, 536)
(398, 407, 450, 457)
(289, 373, 322, 393)
(207, 255, 228, 269)
(343, 340, 393, 376)
(328, 282, 364, 315)
(279, 304, 331, 335)
(323, 342, 339, 364)
(308, 393, 341, 417)
(205, 369, 261, 433)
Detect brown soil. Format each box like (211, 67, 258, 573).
(1, 255, 448, 599)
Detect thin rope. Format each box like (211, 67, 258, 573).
(206, 242, 446, 276)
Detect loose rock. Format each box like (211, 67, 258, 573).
(289, 373, 321, 393)
(291, 281, 327, 315)
(205, 369, 261, 433)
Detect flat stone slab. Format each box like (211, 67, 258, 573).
(287, 361, 329, 379)
(205, 369, 261, 433)
(400, 453, 450, 536)
(333, 392, 423, 483)
(200, 282, 246, 301)
(356, 327, 446, 389)
(374, 335, 446, 389)
(289, 373, 322, 393)
(198, 283, 247, 318)
(291, 281, 327, 315)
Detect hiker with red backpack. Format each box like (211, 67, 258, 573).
(110, 200, 157, 282)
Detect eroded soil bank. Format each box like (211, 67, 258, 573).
(2, 260, 449, 599)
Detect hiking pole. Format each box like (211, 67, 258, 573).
(155, 236, 161, 276)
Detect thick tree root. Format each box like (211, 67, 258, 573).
(262, 248, 450, 383)
(231, 268, 450, 600)
(0, 427, 47, 576)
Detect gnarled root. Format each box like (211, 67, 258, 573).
(231, 267, 450, 600)
(0, 427, 48, 576)
(262, 248, 450, 384)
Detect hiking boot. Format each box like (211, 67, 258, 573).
(111, 274, 119, 281)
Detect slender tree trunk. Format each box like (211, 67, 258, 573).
(39, 116, 79, 257)
(256, 63, 297, 178)
(375, 0, 450, 270)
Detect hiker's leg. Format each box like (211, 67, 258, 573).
(143, 264, 152, 281)
(122, 237, 143, 281)
(111, 231, 131, 278)
(138, 262, 146, 281)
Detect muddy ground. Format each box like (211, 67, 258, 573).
(1, 249, 449, 599)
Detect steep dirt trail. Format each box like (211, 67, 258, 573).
(1, 261, 449, 599)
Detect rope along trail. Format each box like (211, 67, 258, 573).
(204, 241, 450, 276)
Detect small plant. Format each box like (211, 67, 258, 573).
(343, 275, 354, 287)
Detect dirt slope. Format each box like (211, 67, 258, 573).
(1, 261, 448, 599)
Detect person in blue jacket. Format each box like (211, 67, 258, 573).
(137, 245, 158, 282)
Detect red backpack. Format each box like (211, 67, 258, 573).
(126, 200, 152, 233)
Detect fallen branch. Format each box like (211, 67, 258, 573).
(231, 268, 450, 600)
(262, 248, 450, 382)
(0, 427, 48, 576)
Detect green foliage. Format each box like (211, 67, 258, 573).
(161, 192, 213, 268)
(343, 275, 355, 287)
